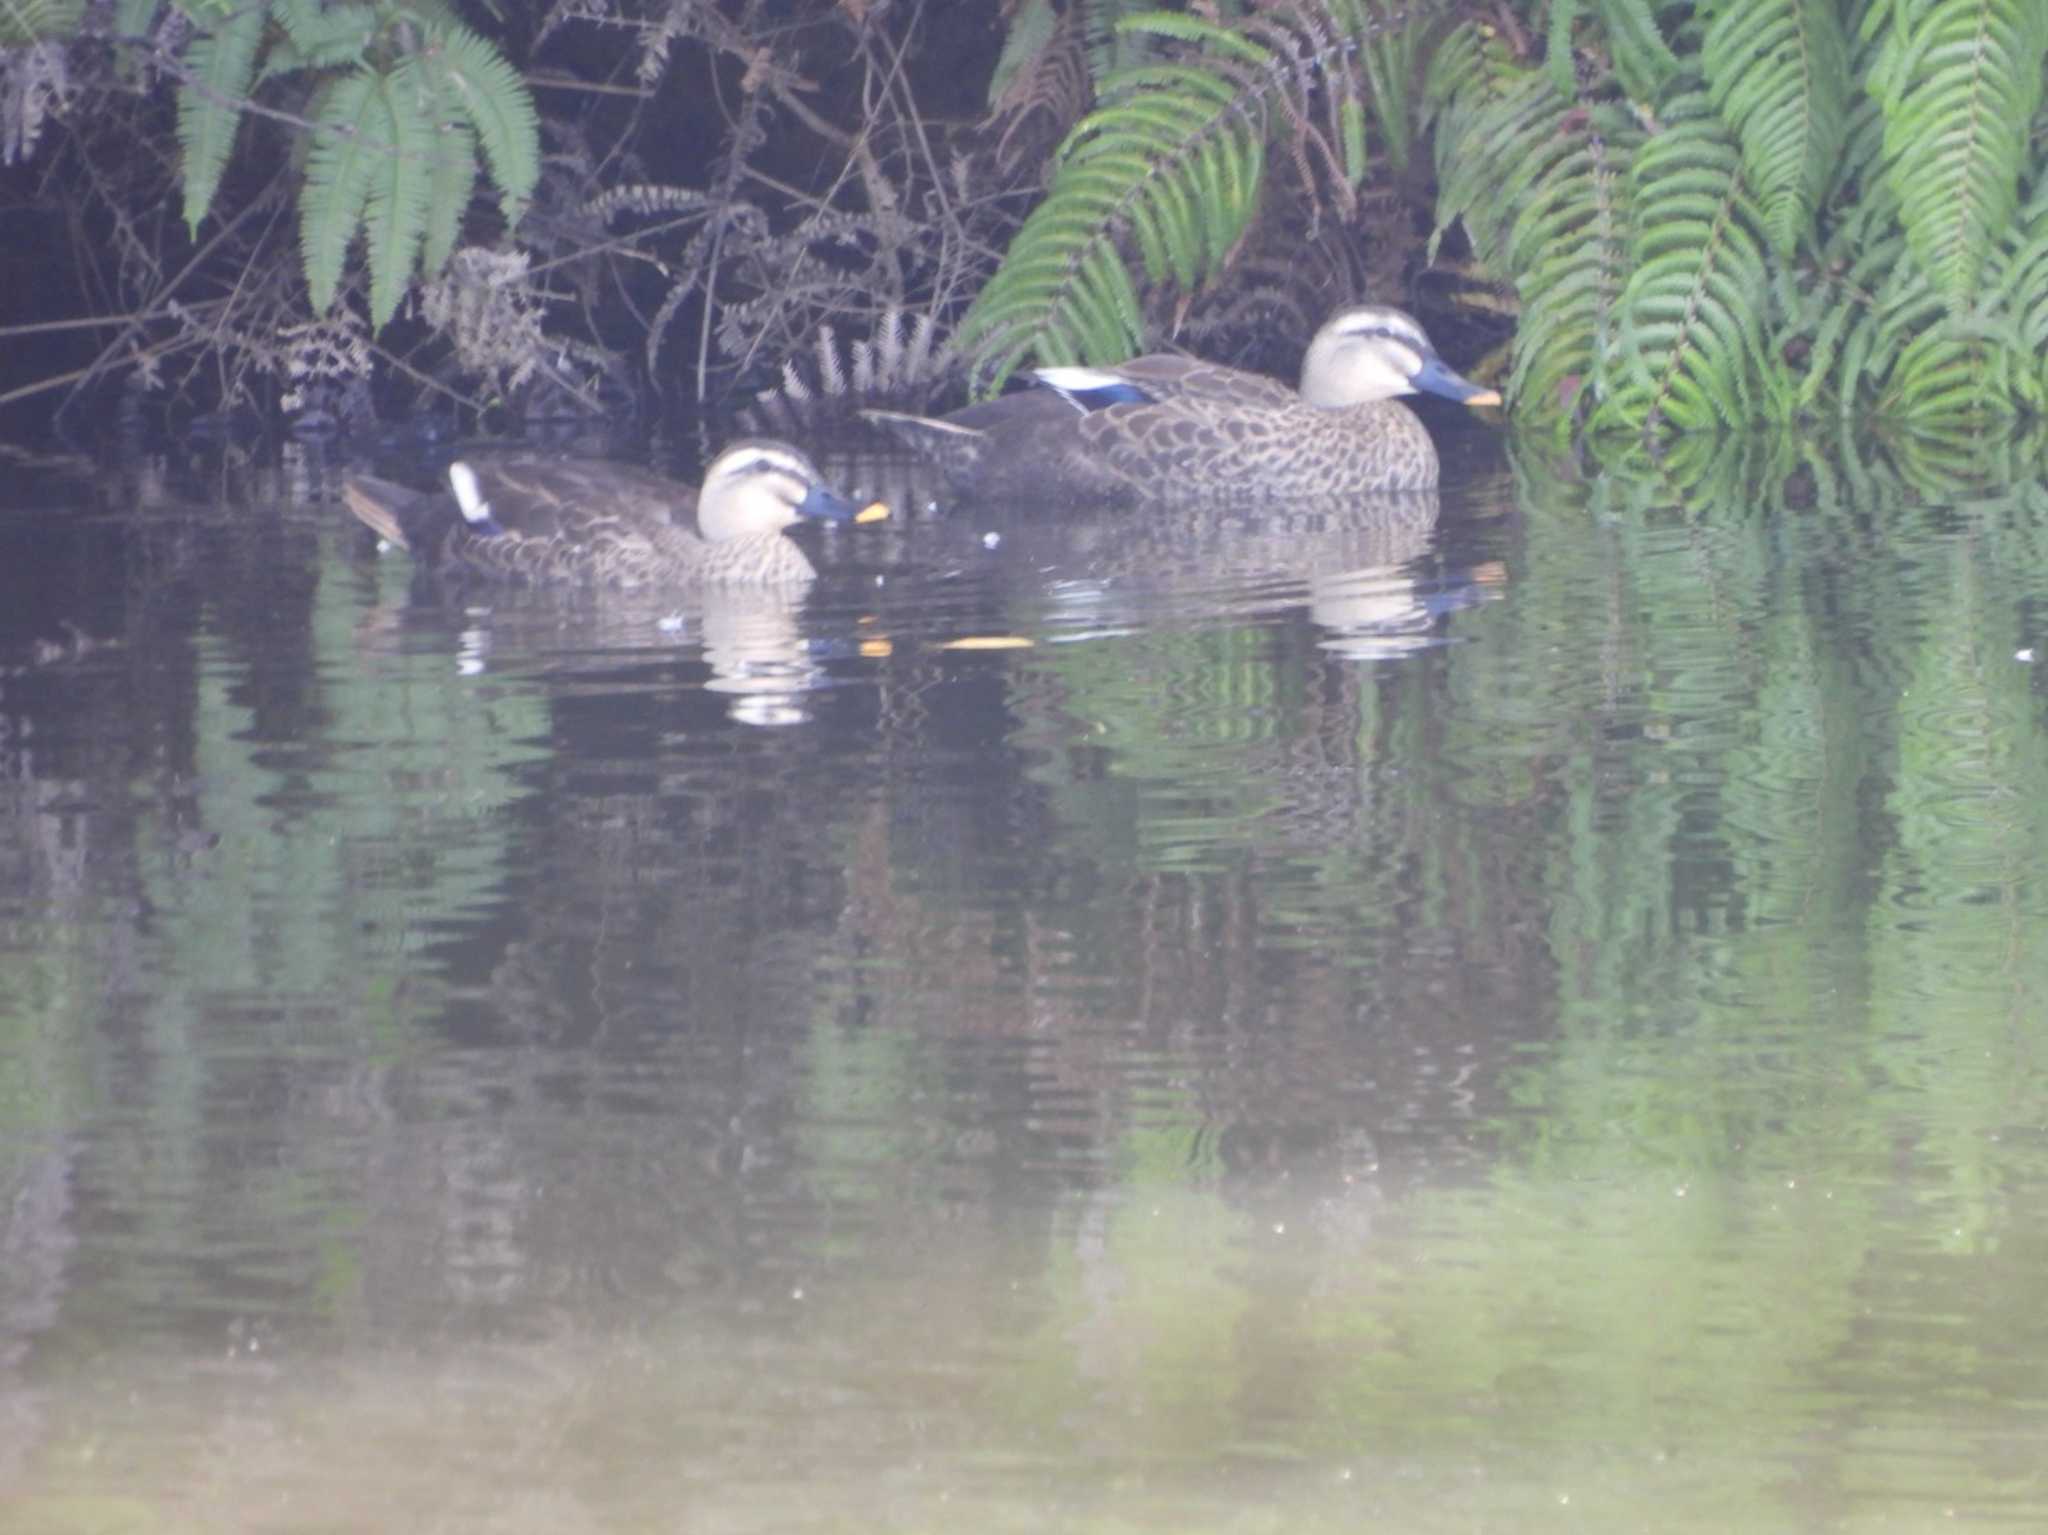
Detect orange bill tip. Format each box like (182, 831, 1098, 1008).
(939, 636, 1034, 651)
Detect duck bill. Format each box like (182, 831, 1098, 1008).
(1411, 354, 1502, 408)
(796, 482, 863, 523)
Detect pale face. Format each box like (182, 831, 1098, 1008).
(1298, 306, 1499, 410)
(1298, 307, 1434, 406)
(696, 442, 856, 542)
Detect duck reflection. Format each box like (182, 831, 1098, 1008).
(825, 465, 1503, 655)
(695, 586, 830, 726)
(1310, 556, 1507, 659)
(350, 577, 850, 727)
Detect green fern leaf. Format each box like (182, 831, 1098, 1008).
(420, 121, 477, 279)
(109, 0, 161, 84)
(1339, 94, 1368, 183)
(423, 19, 539, 223)
(378, 0, 469, 32)
(1079, 0, 1170, 79)
(111, 0, 160, 40)
(1991, 186, 2048, 364)
(1600, 94, 1772, 431)
(1360, 7, 1426, 176)
(1509, 106, 1642, 415)
(1700, 0, 1849, 256)
(1429, 32, 1641, 421)
(1870, 0, 2048, 308)
(177, 0, 267, 236)
(0, 0, 84, 46)
(988, 0, 1059, 108)
(265, 0, 377, 74)
(1761, 76, 1894, 413)
(960, 32, 1273, 382)
(1546, 0, 1582, 97)
(1830, 230, 1918, 418)
(1426, 27, 1536, 269)
(362, 59, 435, 329)
(1883, 323, 2000, 418)
(299, 68, 385, 314)
(1594, 0, 1681, 101)
(1864, 179, 2048, 420)
(1115, 11, 1269, 64)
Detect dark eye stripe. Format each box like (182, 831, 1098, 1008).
(725, 452, 808, 482)
(1338, 317, 1425, 349)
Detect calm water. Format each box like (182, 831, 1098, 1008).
(3, 426, 2048, 1533)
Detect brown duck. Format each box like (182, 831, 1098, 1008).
(342, 440, 883, 587)
(863, 305, 1499, 501)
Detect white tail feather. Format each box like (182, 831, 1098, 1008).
(1033, 366, 1126, 391)
(447, 462, 492, 525)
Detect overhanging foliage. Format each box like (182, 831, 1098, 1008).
(175, 0, 537, 330)
(965, 0, 2048, 433)
(7, 0, 2048, 439)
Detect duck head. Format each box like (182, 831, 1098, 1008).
(696, 439, 866, 542)
(1299, 305, 1501, 410)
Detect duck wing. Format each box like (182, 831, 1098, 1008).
(344, 456, 713, 580)
(1074, 397, 1439, 497)
(1030, 354, 1297, 412)
(1106, 354, 1296, 408)
(448, 457, 692, 541)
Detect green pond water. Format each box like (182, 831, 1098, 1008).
(1, 425, 2046, 1533)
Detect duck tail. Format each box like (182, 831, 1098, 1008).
(1030, 366, 1151, 411)
(860, 409, 987, 479)
(341, 476, 417, 551)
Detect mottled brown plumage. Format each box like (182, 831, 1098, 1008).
(342, 440, 871, 587)
(864, 305, 1499, 501)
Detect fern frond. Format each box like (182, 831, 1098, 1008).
(1508, 104, 1640, 417)
(1600, 94, 1772, 431)
(1356, 2, 1426, 175)
(299, 68, 384, 314)
(1546, 0, 1583, 97)
(1116, 11, 1270, 63)
(265, 0, 376, 75)
(1430, 37, 1558, 268)
(424, 18, 540, 224)
(0, 0, 83, 46)
(362, 59, 435, 328)
(1700, 0, 1849, 256)
(1766, 73, 1897, 413)
(1594, 0, 1681, 101)
(986, 0, 1093, 172)
(177, 0, 266, 235)
(959, 40, 1271, 381)
(110, 0, 158, 41)
(420, 122, 477, 279)
(1881, 314, 2033, 419)
(1861, 176, 2048, 420)
(1078, 0, 1163, 80)
(1428, 29, 1639, 422)
(1994, 186, 2048, 360)
(1422, 20, 1516, 159)
(108, 0, 164, 88)
(1869, 0, 2048, 308)
(988, 0, 1060, 107)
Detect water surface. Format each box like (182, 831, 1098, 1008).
(3, 429, 2048, 1532)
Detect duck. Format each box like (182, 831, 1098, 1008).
(861, 304, 1499, 501)
(341, 439, 884, 587)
